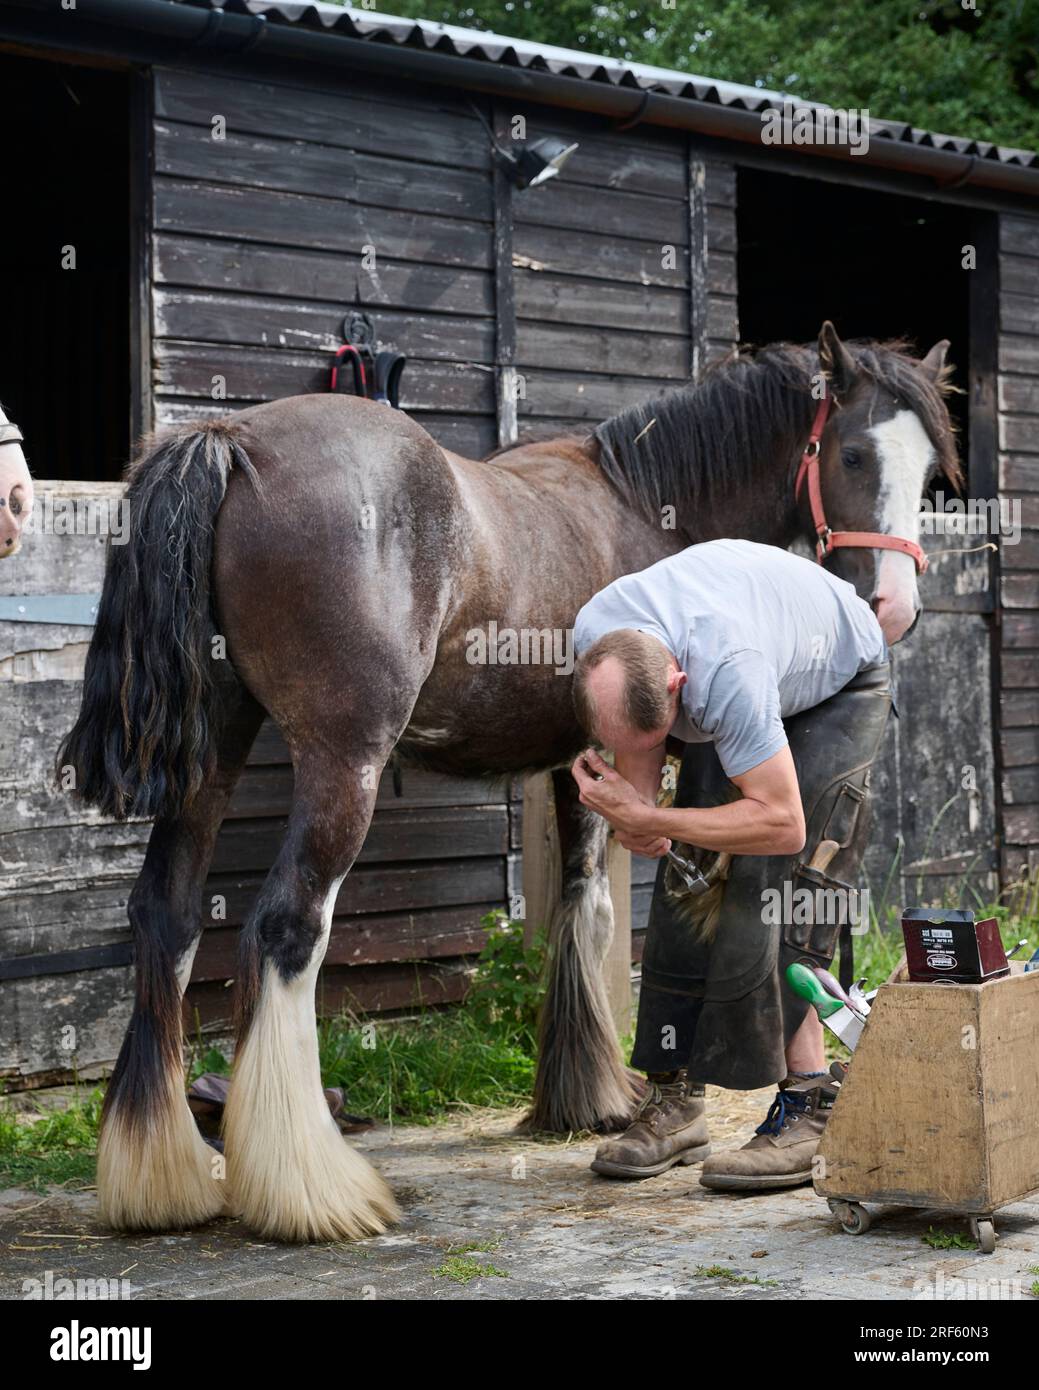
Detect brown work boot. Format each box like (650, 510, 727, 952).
(699, 1074, 839, 1192)
(590, 1070, 710, 1179)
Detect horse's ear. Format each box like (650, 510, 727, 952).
(817, 320, 858, 398)
(919, 339, 951, 382)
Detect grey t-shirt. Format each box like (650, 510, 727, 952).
(573, 539, 887, 778)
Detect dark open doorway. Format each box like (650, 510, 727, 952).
(0, 53, 131, 483)
(736, 167, 975, 468)
(737, 167, 1000, 908)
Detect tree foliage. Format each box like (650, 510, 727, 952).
(377, 1, 1039, 150)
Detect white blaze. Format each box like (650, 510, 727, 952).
(867, 410, 934, 643)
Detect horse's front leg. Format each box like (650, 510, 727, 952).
(524, 769, 638, 1133)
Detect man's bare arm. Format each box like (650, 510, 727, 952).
(586, 744, 671, 857)
(635, 746, 805, 855)
(613, 742, 668, 805)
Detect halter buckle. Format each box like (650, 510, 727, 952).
(815, 527, 833, 562)
(803, 439, 821, 459)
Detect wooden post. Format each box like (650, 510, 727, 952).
(520, 773, 560, 948)
(606, 833, 633, 1036)
(687, 149, 709, 383)
(492, 100, 518, 450)
(522, 773, 632, 1034)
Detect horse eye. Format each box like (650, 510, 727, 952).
(841, 449, 863, 470)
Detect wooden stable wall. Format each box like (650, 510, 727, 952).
(150, 65, 498, 456)
(1, 484, 141, 1085)
(998, 212, 1039, 885)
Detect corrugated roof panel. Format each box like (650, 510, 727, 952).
(176, 0, 1038, 168)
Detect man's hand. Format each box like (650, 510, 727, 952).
(571, 748, 656, 839)
(616, 828, 672, 859)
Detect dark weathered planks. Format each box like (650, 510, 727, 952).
(228, 763, 505, 818)
(155, 120, 493, 221)
(185, 959, 474, 1031)
(154, 179, 493, 271)
(516, 369, 667, 420)
(154, 235, 495, 317)
(192, 903, 497, 982)
(515, 272, 687, 336)
(515, 322, 689, 380)
(153, 288, 495, 362)
(203, 858, 505, 927)
(512, 223, 688, 288)
(1001, 216, 1039, 260)
(514, 176, 689, 245)
(998, 214, 1039, 867)
(152, 342, 496, 413)
(208, 806, 508, 876)
(155, 67, 490, 171)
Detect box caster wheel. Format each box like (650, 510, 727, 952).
(828, 1199, 872, 1235)
(969, 1217, 996, 1253)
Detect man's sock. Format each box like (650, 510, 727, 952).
(787, 1069, 827, 1080)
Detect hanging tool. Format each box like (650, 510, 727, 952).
(796, 838, 848, 890)
(329, 311, 407, 408)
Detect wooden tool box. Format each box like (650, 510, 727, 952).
(814, 966, 1039, 1252)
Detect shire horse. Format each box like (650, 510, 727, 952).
(61, 323, 958, 1241)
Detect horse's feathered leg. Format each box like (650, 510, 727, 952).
(96, 685, 264, 1230)
(224, 750, 400, 1242)
(523, 769, 639, 1133)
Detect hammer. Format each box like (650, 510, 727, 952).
(796, 838, 853, 892)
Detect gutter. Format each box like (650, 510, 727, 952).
(5, 0, 1039, 200)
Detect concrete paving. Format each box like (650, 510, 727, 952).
(2, 1088, 1038, 1301)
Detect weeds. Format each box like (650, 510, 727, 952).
(432, 1255, 509, 1284)
(0, 1088, 102, 1190)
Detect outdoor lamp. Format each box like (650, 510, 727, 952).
(502, 136, 580, 189)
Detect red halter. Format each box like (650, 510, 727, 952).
(794, 388, 929, 574)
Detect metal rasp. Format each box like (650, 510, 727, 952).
(786, 962, 866, 1050)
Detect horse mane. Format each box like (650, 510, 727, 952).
(593, 340, 961, 528)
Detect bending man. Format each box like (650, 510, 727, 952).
(571, 537, 892, 1190)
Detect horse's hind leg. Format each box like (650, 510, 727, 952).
(525, 769, 638, 1133)
(97, 687, 264, 1231)
(224, 749, 399, 1242)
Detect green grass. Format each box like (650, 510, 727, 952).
(317, 1007, 535, 1123)
(444, 1236, 504, 1254)
(314, 910, 542, 1123)
(0, 1089, 102, 1191)
(431, 1255, 509, 1284)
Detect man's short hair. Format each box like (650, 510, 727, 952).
(573, 628, 673, 737)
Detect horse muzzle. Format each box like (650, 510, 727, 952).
(0, 423, 33, 558)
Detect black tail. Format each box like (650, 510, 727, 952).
(59, 423, 259, 820)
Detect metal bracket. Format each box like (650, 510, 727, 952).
(0, 594, 101, 625)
